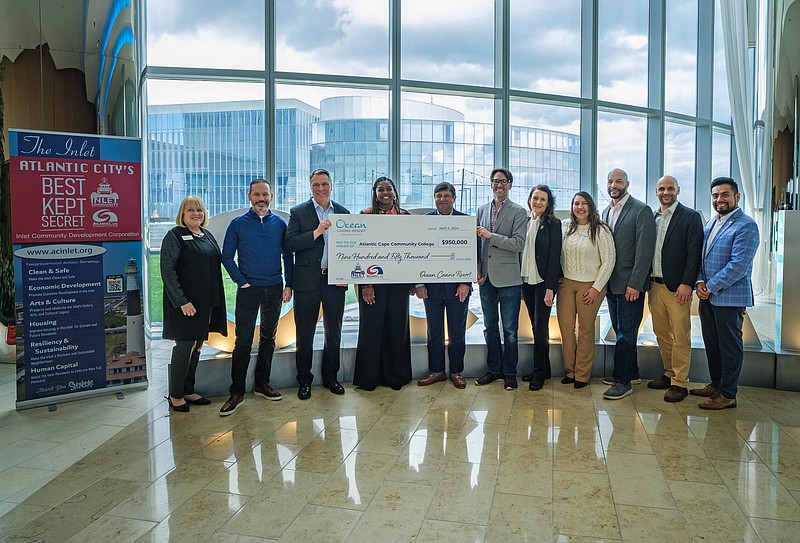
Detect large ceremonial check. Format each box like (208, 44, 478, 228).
(328, 214, 478, 284)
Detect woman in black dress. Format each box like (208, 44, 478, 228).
(352, 177, 413, 390)
(161, 195, 227, 411)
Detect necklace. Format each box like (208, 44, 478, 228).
(189, 229, 204, 237)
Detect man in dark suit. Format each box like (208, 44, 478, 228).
(285, 169, 350, 400)
(601, 168, 656, 400)
(415, 182, 472, 389)
(693, 177, 759, 409)
(646, 175, 704, 402)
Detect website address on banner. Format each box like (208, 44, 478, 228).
(24, 246, 96, 257)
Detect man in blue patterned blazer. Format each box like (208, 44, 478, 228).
(693, 177, 759, 410)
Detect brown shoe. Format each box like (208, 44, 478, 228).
(476, 372, 502, 386)
(418, 372, 447, 386)
(253, 383, 282, 401)
(219, 394, 245, 416)
(698, 393, 737, 410)
(647, 375, 671, 389)
(689, 384, 718, 397)
(664, 386, 688, 402)
(450, 373, 467, 389)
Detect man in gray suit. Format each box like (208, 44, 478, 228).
(601, 168, 656, 399)
(475, 168, 528, 390)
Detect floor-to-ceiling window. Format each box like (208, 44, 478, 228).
(141, 0, 734, 332)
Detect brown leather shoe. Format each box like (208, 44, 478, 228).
(476, 372, 502, 386)
(418, 372, 447, 386)
(664, 385, 688, 402)
(647, 375, 671, 389)
(219, 394, 245, 416)
(689, 384, 718, 397)
(450, 373, 467, 389)
(253, 383, 282, 401)
(698, 393, 737, 410)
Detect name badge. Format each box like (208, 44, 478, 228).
(181, 235, 194, 241)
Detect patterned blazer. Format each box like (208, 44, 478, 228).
(697, 207, 759, 307)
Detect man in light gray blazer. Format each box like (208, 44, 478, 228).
(601, 168, 656, 400)
(475, 168, 528, 391)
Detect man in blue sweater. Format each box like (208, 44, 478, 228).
(219, 179, 293, 415)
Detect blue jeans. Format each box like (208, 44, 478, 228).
(606, 293, 644, 385)
(479, 279, 521, 376)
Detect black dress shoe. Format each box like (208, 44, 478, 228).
(521, 372, 535, 382)
(166, 396, 190, 412)
(324, 381, 345, 395)
(561, 376, 575, 384)
(184, 396, 212, 405)
(298, 384, 311, 400)
(529, 380, 544, 391)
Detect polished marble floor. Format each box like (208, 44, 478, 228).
(2, 346, 800, 543)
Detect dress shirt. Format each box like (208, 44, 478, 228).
(314, 200, 332, 268)
(651, 201, 677, 278)
(606, 192, 631, 233)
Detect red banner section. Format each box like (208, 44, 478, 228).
(11, 152, 141, 243)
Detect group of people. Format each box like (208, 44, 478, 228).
(161, 165, 759, 415)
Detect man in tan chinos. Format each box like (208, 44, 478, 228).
(647, 176, 704, 402)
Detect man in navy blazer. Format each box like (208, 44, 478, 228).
(647, 176, 704, 402)
(285, 169, 350, 400)
(601, 168, 656, 400)
(415, 182, 472, 390)
(693, 177, 759, 409)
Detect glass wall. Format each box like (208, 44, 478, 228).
(142, 0, 735, 331)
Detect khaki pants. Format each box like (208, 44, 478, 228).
(648, 281, 692, 387)
(557, 278, 604, 383)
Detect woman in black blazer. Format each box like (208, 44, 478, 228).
(520, 185, 563, 390)
(161, 195, 227, 411)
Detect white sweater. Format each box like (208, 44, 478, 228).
(560, 219, 616, 291)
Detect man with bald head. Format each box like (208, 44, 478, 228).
(646, 176, 704, 402)
(602, 168, 656, 400)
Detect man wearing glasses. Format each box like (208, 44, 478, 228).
(475, 168, 528, 390)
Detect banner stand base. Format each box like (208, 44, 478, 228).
(16, 381, 148, 411)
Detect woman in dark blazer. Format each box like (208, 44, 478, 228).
(353, 177, 412, 391)
(520, 185, 563, 390)
(161, 195, 227, 411)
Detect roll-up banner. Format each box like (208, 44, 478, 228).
(9, 129, 146, 410)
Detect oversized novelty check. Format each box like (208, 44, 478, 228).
(328, 214, 478, 284)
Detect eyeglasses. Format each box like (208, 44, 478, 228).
(491, 179, 511, 185)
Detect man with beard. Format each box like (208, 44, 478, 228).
(415, 182, 472, 390)
(475, 168, 528, 391)
(219, 179, 293, 415)
(646, 176, 704, 402)
(693, 177, 759, 409)
(601, 168, 656, 400)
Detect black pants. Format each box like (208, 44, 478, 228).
(293, 273, 346, 386)
(522, 281, 552, 381)
(230, 284, 283, 395)
(169, 340, 202, 399)
(353, 284, 411, 389)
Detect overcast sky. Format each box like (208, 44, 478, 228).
(144, 0, 716, 189)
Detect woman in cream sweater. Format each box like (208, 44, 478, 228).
(557, 191, 615, 388)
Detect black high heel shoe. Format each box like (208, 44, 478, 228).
(165, 396, 190, 412)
